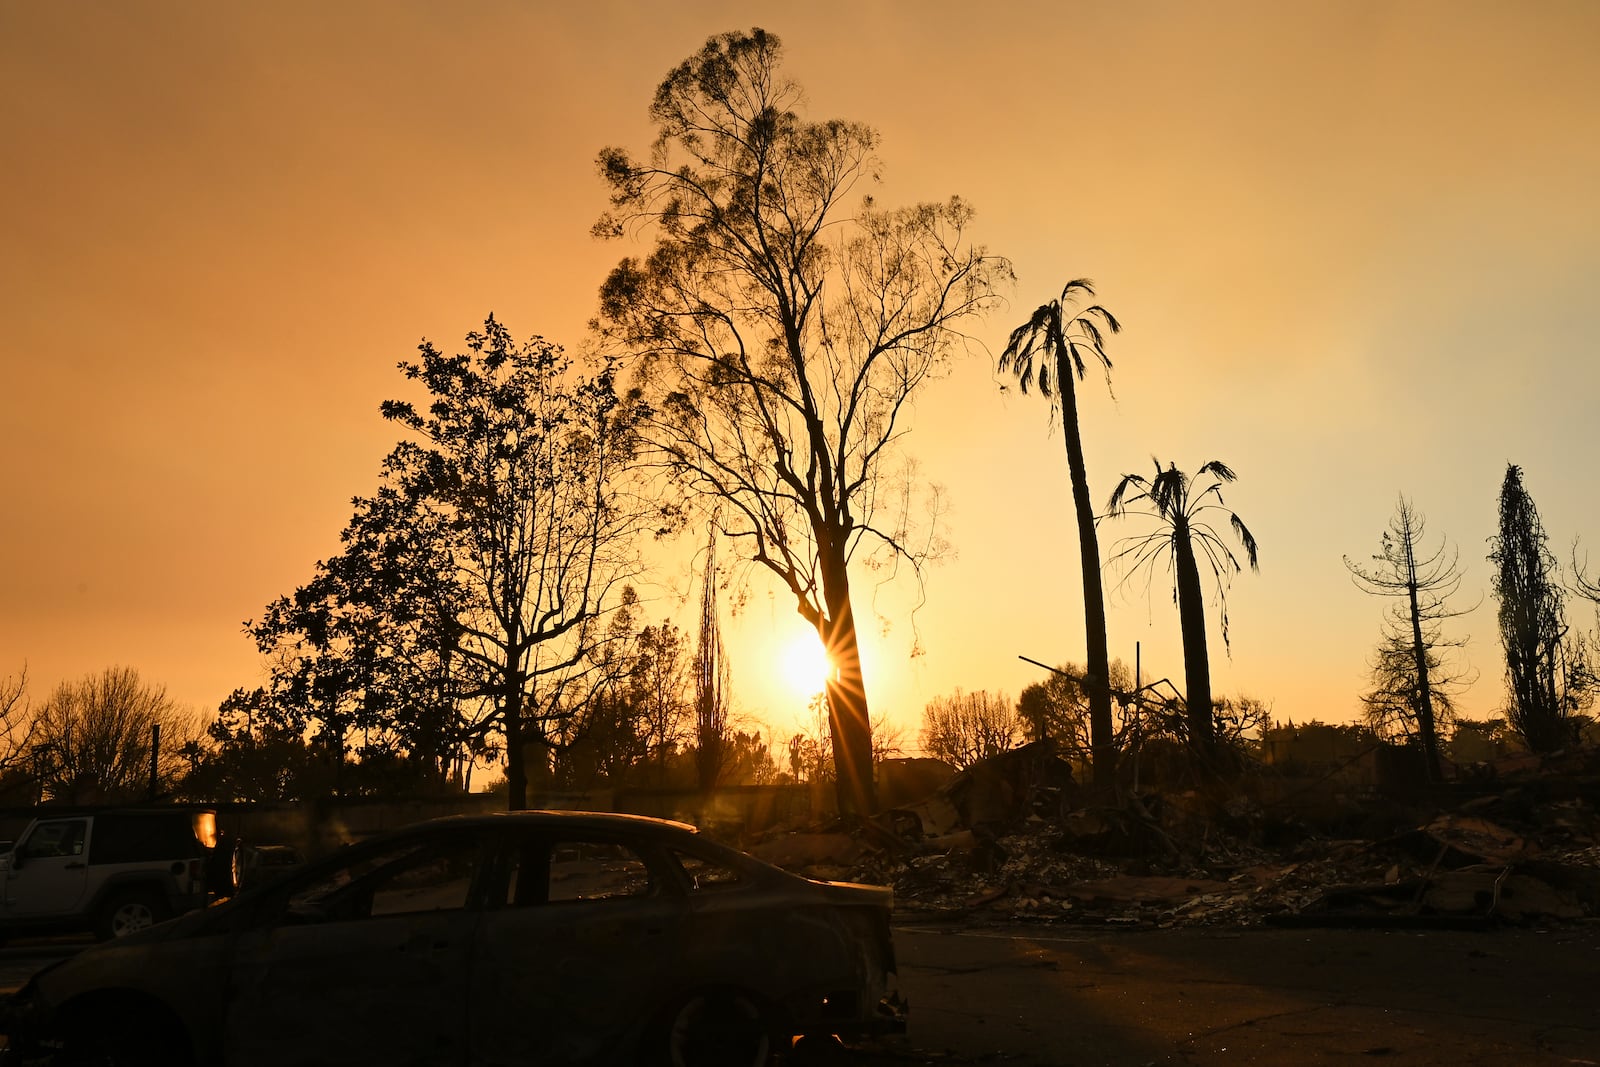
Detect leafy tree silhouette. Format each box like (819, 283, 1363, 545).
(1489, 464, 1590, 752)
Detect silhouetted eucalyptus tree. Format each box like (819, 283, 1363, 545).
(594, 29, 1008, 817)
(1105, 459, 1259, 752)
(999, 281, 1121, 787)
(1344, 496, 1475, 779)
(1488, 464, 1588, 752)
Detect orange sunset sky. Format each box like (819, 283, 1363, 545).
(4, 1, 1599, 754)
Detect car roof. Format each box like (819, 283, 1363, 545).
(411, 810, 703, 836)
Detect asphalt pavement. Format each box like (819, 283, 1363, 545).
(0, 937, 85, 995)
(876, 922, 1600, 1066)
(2, 925, 1596, 1066)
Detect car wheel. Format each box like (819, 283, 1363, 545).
(96, 890, 170, 940)
(59, 1000, 192, 1067)
(663, 989, 774, 1067)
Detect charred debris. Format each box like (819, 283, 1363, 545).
(743, 741, 1600, 930)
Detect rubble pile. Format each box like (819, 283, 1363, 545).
(759, 744, 1600, 930)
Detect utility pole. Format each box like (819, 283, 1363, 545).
(148, 723, 161, 800)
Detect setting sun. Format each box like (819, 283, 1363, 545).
(781, 632, 834, 699)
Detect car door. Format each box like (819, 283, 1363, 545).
(4, 818, 90, 918)
(468, 831, 686, 1066)
(225, 830, 486, 1067)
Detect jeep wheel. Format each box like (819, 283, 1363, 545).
(96, 891, 170, 940)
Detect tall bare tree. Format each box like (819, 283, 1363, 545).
(920, 688, 1020, 770)
(594, 29, 1008, 816)
(1106, 459, 1259, 753)
(33, 667, 197, 801)
(1344, 495, 1475, 779)
(999, 281, 1122, 787)
(0, 667, 37, 778)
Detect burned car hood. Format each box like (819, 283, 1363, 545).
(799, 878, 894, 907)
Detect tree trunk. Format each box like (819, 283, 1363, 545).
(1055, 346, 1116, 788)
(818, 560, 876, 819)
(1173, 523, 1214, 751)
(1406, 571, 1442, 781)
(504, 673, 527, 811)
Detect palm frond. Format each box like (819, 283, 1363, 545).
(1083, 306, 1122, 334)
(1079, 318, 1106, 351)
(1231, 513, 1260, 571)
(1105, 473, 1150, 516)
(1102, 457, 1259, 630)
(1001, 283, 1121, 409)
(1060, 278, 1096, 302)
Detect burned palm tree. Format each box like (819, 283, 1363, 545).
(999, 280, 1121, 787)
(1106, 459, 1259, 752)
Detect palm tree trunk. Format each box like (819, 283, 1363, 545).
(1173, 525, 1214, 750)
(1054, 347, 1116, 788)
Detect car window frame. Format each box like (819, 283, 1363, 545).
(667, 845, 752, 893)
(249, 826, 496, 929)
(486, 828, 685, 910)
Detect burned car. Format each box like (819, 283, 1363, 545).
(0, 811, 904, 1066)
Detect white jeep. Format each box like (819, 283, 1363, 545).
(0, 807, 223, 941)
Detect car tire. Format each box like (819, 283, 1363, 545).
(59, 999, 192, 1067)
(789, 1034, 848, 1064)
(96, 890, 171, 941)
(662, 988, 775, 1067)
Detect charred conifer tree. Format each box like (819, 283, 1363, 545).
(1345, 495, 1475, 780)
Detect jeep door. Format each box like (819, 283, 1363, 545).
(225, 829, 488, 1067)
(3, 818, 90, 918)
